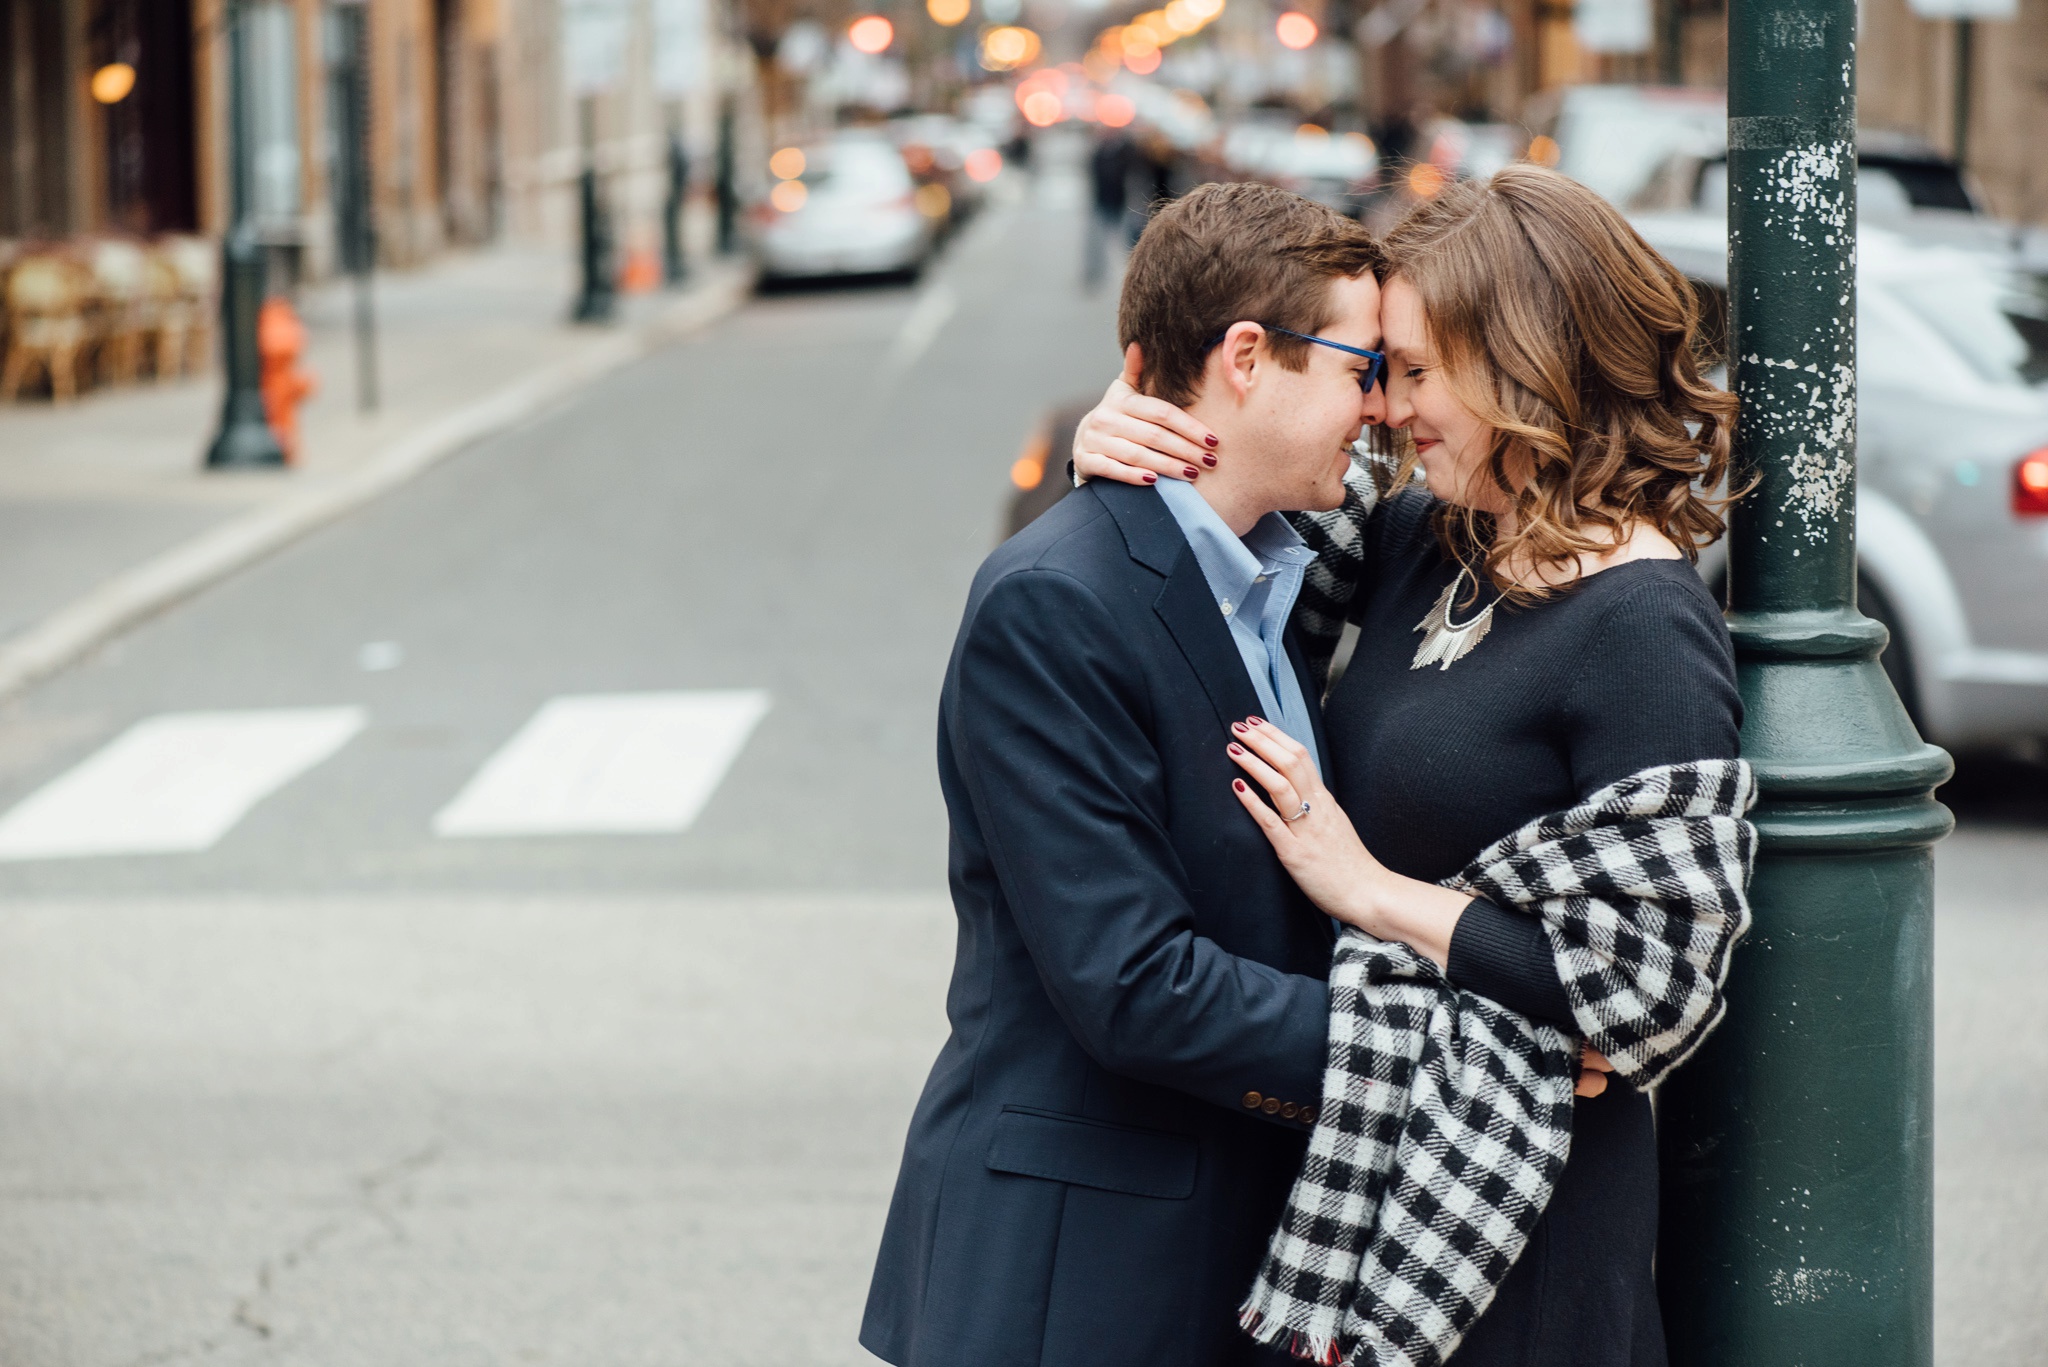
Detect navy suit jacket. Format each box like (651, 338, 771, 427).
(862, 479, 1337, 1367)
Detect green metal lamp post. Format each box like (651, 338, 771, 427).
(206, 0, 287, 469)
(1655, 0, 1954, 1362)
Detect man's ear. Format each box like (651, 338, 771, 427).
(1120, 342, 1144, 391)
(1217, 322, 1264, 403)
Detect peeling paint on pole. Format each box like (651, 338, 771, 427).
(1722, 93, 1861, 606)
(1655, 0, 1950, 1362)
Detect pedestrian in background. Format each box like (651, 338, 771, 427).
(1129, 129, 1180, 246)
(1083, 128, 1132, 291)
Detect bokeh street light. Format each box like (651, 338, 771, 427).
(1407, 162, 1446, 197)
(1275, 11, 1318, 48)
(848, 15, 895, 53)
(1020, 88, 1063, 126)
(964, 147, 1004, 181)
(980, 25, 1042, 71)
(89, 62, 137, 104)
(926, 0, 971, 23)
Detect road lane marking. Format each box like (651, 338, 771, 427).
(0, 708, 367, 860)
(886, 284, 956, 374)
(433, 691, 771, 837)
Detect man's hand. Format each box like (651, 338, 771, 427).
(1576, 1044, 1614, 1098)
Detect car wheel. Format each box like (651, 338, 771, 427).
(1858, 573, 1922, 727)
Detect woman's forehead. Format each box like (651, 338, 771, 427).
(1379, 283, 1432, 355)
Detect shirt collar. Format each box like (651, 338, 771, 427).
(1154, 479, 1315, 619)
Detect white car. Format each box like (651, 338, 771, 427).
(754, 134, 933, 282)
(1222, 119, 1378, 218)
(1635, 211, 2048, 750)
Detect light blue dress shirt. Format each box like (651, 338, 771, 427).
(1154, 479, 1322, 777)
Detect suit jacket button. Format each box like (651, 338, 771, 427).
(1281, 1102, 1299, 1119)
(1262, 1097, 1282, 1115)
(1242, 1091, 1263, 1110)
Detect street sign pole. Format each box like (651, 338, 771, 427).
(1655, 0, 1953, 1361)
(716, 96, 739, 256)
(572, 94, 616, 323)
(327, 0, 378, 412)
(1952, 17, 1973, 170)
(664, 114, 690, 285)
(565, 0, 625, 323)
(205, 0, 287, 469)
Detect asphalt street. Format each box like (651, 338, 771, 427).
(0, 155, 2041, 1365)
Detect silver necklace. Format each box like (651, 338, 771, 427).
(1411, 567, 1501, 671)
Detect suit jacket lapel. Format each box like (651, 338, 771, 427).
(1153, 544, 1267, 733)
(1284, 628, 1334, 773)
(1091, 479, 1319, 738)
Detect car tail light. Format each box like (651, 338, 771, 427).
(2017, 448, 2048, 516)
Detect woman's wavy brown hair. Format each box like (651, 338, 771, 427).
(1379, 163, 1739, 604)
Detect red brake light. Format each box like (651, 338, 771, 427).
(2017, 448, 2048, 516)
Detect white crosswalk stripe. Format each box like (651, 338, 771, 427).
(0, 708, 367, 860)
(433, 690, 771, 837)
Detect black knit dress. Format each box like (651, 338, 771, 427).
(1320, 488, 1741, 1367)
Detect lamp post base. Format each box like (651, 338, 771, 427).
(205, 226, 286, 470)
(205, 413, 287, 469)
(1658, 609, 1950, 1367)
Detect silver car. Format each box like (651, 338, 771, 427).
(1635, 211, 2048, 750)
(753, 133, 933, 282)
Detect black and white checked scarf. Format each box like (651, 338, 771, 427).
(1240, 759, 1758, 1367)
(1286, 444, 1390, 687)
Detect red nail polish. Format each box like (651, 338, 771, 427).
(1142, 472, 1158, 483)
(1229, 743, 1244, 755)
(1233, 779, 1247, 793)
(1247, 717, 1264, 726)
(1232, 722, 1247, 734)
(1202, 454, 1217, 467)
(1183, 467, 1200, 479)
(1204, 434, 1218, 448)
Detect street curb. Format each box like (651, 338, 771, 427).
(0, 262, 755, 705)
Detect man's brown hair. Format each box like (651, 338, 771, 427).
(1118, 181, 1384, 406)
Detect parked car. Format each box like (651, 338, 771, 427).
(1417, 118, 1524, 184)
(1530, 84, 1727, 210)
(1561, 86, 2048, 281)
(1637, 142, 2047, 278)
(1634, 210, 2048, 750)
(888, 113, 1003, 228)
(752, 132, 934, 283)
(1221, 118, 1379, 218)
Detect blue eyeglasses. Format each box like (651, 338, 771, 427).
(1204, 325, 1387, 394)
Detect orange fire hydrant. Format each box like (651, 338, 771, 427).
(258, 297, 317, 464)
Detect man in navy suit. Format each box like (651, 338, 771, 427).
(863, 183, 1388, 1367)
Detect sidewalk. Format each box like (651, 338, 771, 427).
(0, 235, 752, 700)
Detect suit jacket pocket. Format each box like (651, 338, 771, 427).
(985, 1107, 1198, 1200)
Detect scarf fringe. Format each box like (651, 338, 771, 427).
(1239, 1305, 1344, 1366)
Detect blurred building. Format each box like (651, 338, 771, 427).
(1347, 0, 2045, 226)
(1859, 0, 2048, 226)
(0, 0, 743, 279)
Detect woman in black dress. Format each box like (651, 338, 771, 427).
(1072, 165, 1740, 1365)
